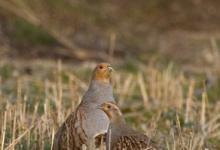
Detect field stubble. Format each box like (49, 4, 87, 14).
(0, 56, 220, 149)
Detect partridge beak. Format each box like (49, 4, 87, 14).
(108, 66, 113, 72)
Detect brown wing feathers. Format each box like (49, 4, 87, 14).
(53, 107, 88, 150)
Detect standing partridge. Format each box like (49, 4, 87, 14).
(98, 102, 159, 150)
(53, 63, 115, 150)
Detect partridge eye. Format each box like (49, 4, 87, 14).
(107, 105, 111, 109)
(99, 66, 103, 69)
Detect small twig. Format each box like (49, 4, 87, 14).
(185, 80, 195, 123)
(51, 128, 55, 150)
(1, 112, 7, 150)
(138, 72, 148, 108)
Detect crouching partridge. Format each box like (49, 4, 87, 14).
(98, 102, 160, 150)
(53, 63, 115, 150)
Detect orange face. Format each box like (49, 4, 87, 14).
(93, 63, 113, 83)
(97, 102, 121, 120)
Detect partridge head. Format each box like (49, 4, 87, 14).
(92, 63, 113, 84)
(98, 101, 124, 124)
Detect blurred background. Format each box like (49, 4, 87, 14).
(1, 0, 220, 65)
(0, 0, 220, 149)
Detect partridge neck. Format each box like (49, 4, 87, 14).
(92, 71, 111, 84)
(89, 80, 112, 89)
(110, 112, 126, 126)
(83, 80, 114, 104)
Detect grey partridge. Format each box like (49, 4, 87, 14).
(98, 102, 159, 150)
(53, 63, 115, 150)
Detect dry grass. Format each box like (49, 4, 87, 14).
(0, 55, 219, 150)
(0, 1, 220, 149)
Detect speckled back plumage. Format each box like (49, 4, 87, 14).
(107, 122, 158, 150)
